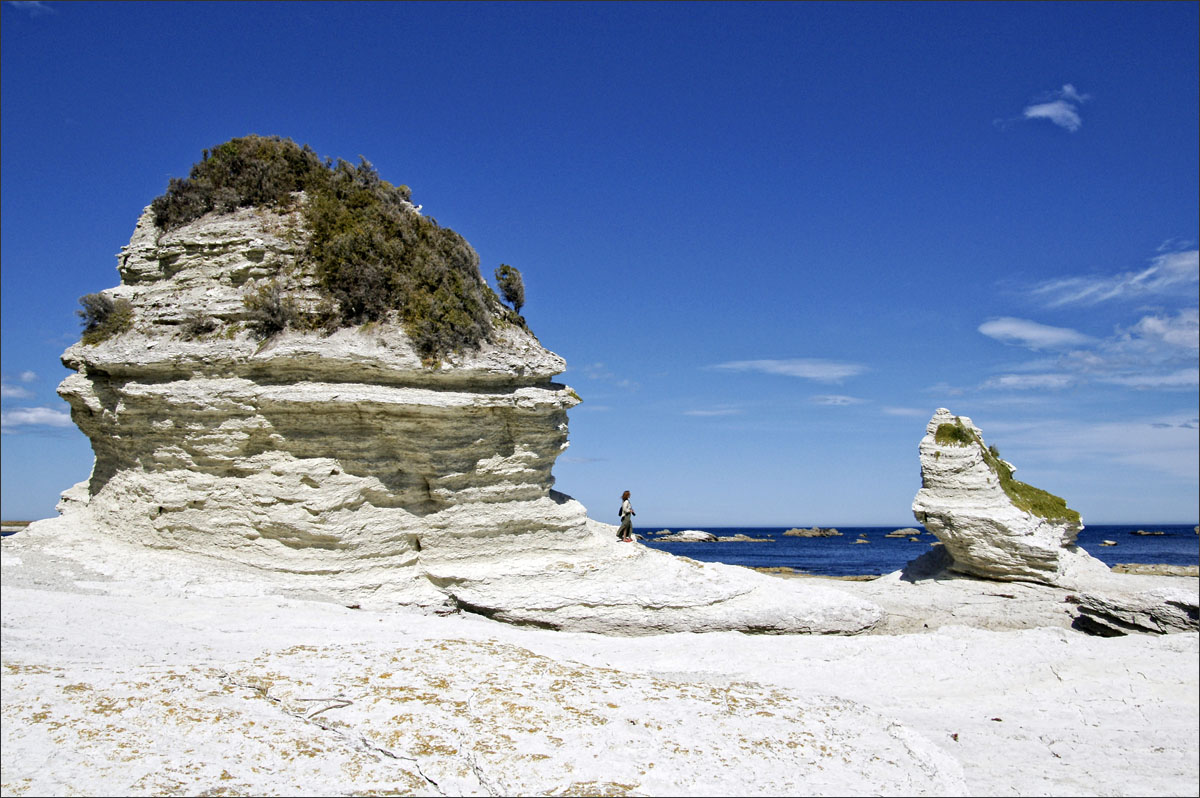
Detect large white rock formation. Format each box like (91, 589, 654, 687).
(911, 408, 1109, 586)
(48, 201, 881, 635)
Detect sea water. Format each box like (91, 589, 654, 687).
(639, 524, 1200, 577)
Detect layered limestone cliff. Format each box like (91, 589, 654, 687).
(911, 408, 1109, 586)
(51, 195, 881, 635)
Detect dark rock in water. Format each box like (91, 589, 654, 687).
(1130, 530, 1165, 536)
(784, 527, 841, 537)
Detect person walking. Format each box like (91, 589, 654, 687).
(618, 490, 635, 542)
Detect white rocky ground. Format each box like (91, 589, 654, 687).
(3, 520, 1197, 797)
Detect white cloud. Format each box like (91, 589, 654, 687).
(1057, 84, 1090, 104)
(882, 407, 931, 417)
(979, 309, 1199, 392)
(1031, 249, 1199, 307)
(809, 395, 865, 406)
(982, 373, 1075, 391)
(985, 414, 1198, 480)
(684, 407, 742, 417)
(1121, 309, 1199, 352)
(1098, 368, 1199, 389)
(1, 406, 72, 431)
(1023, 100, 1082, 132)
(1021, 84, 1090, 132)
(580, 362, 612, 380)
(978, 317, 1094, 350)
(1, 372, 38, 399)
(712, 358, 866, 383)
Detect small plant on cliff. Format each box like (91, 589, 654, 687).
(243, 280, 299, 339)
(150, 135, 506, 363)
(180, 309, 218, 340)
(77, 293, 134, 345)
(494, 264, 525, 314)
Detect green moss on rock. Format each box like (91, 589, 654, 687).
(937, 415, 1080, 523)
(934, 420, 975, 447)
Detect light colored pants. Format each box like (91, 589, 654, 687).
(618, 515, 633, 539)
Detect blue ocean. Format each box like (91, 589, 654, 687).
(639, 524, 1200, 577)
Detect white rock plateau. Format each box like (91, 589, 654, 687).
(3, 528, 1197, 796)
(45, 202, 880, 636)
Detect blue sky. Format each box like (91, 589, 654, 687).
(2, 1, 1197, 526)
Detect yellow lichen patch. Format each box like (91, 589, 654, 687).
(556, 781, 638, 796)
(3, 662, 54, 675)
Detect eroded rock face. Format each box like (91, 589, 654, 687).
(53, 202, 881, 635)
(911, 408, 1108, 587)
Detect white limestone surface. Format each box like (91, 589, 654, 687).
(3, 528, 1197, 797)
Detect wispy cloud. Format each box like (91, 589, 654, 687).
(712, 358, 866, 383)
(1116, 308, 1199, 353)
(809, 395, 865, 406)
(1021, 84, 1091, 132)
(1098, 368, 1199, 389)
(1, 406, 72, 432)
(980, 309, 1199, 392)
(882, 406, 930, 418)
(978, 317, 1094, 350)
(982, 373, 1075, 391)
(983, 414, 1199, 480)
(1030, 249, 1199, 307)
(572, 362, 639, 391)
(6, 1, 56, 16)
(0, 371, 38, 399)
(683, 407, 743, 417)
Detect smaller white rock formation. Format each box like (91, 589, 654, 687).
(656, 530, 718, 542)
(911, 408, 1108, 587)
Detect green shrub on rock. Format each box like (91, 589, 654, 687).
(243, 280, 299, 339)
(78, 293, 134, 345)
(147, 135, 504, 363)
(494, 264, 525, 314)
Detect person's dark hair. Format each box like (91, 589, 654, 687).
(621, 490, 631, 500)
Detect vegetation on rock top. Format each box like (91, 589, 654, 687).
(936, 416, 1080, 524)
(143, 135, 526, 362)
